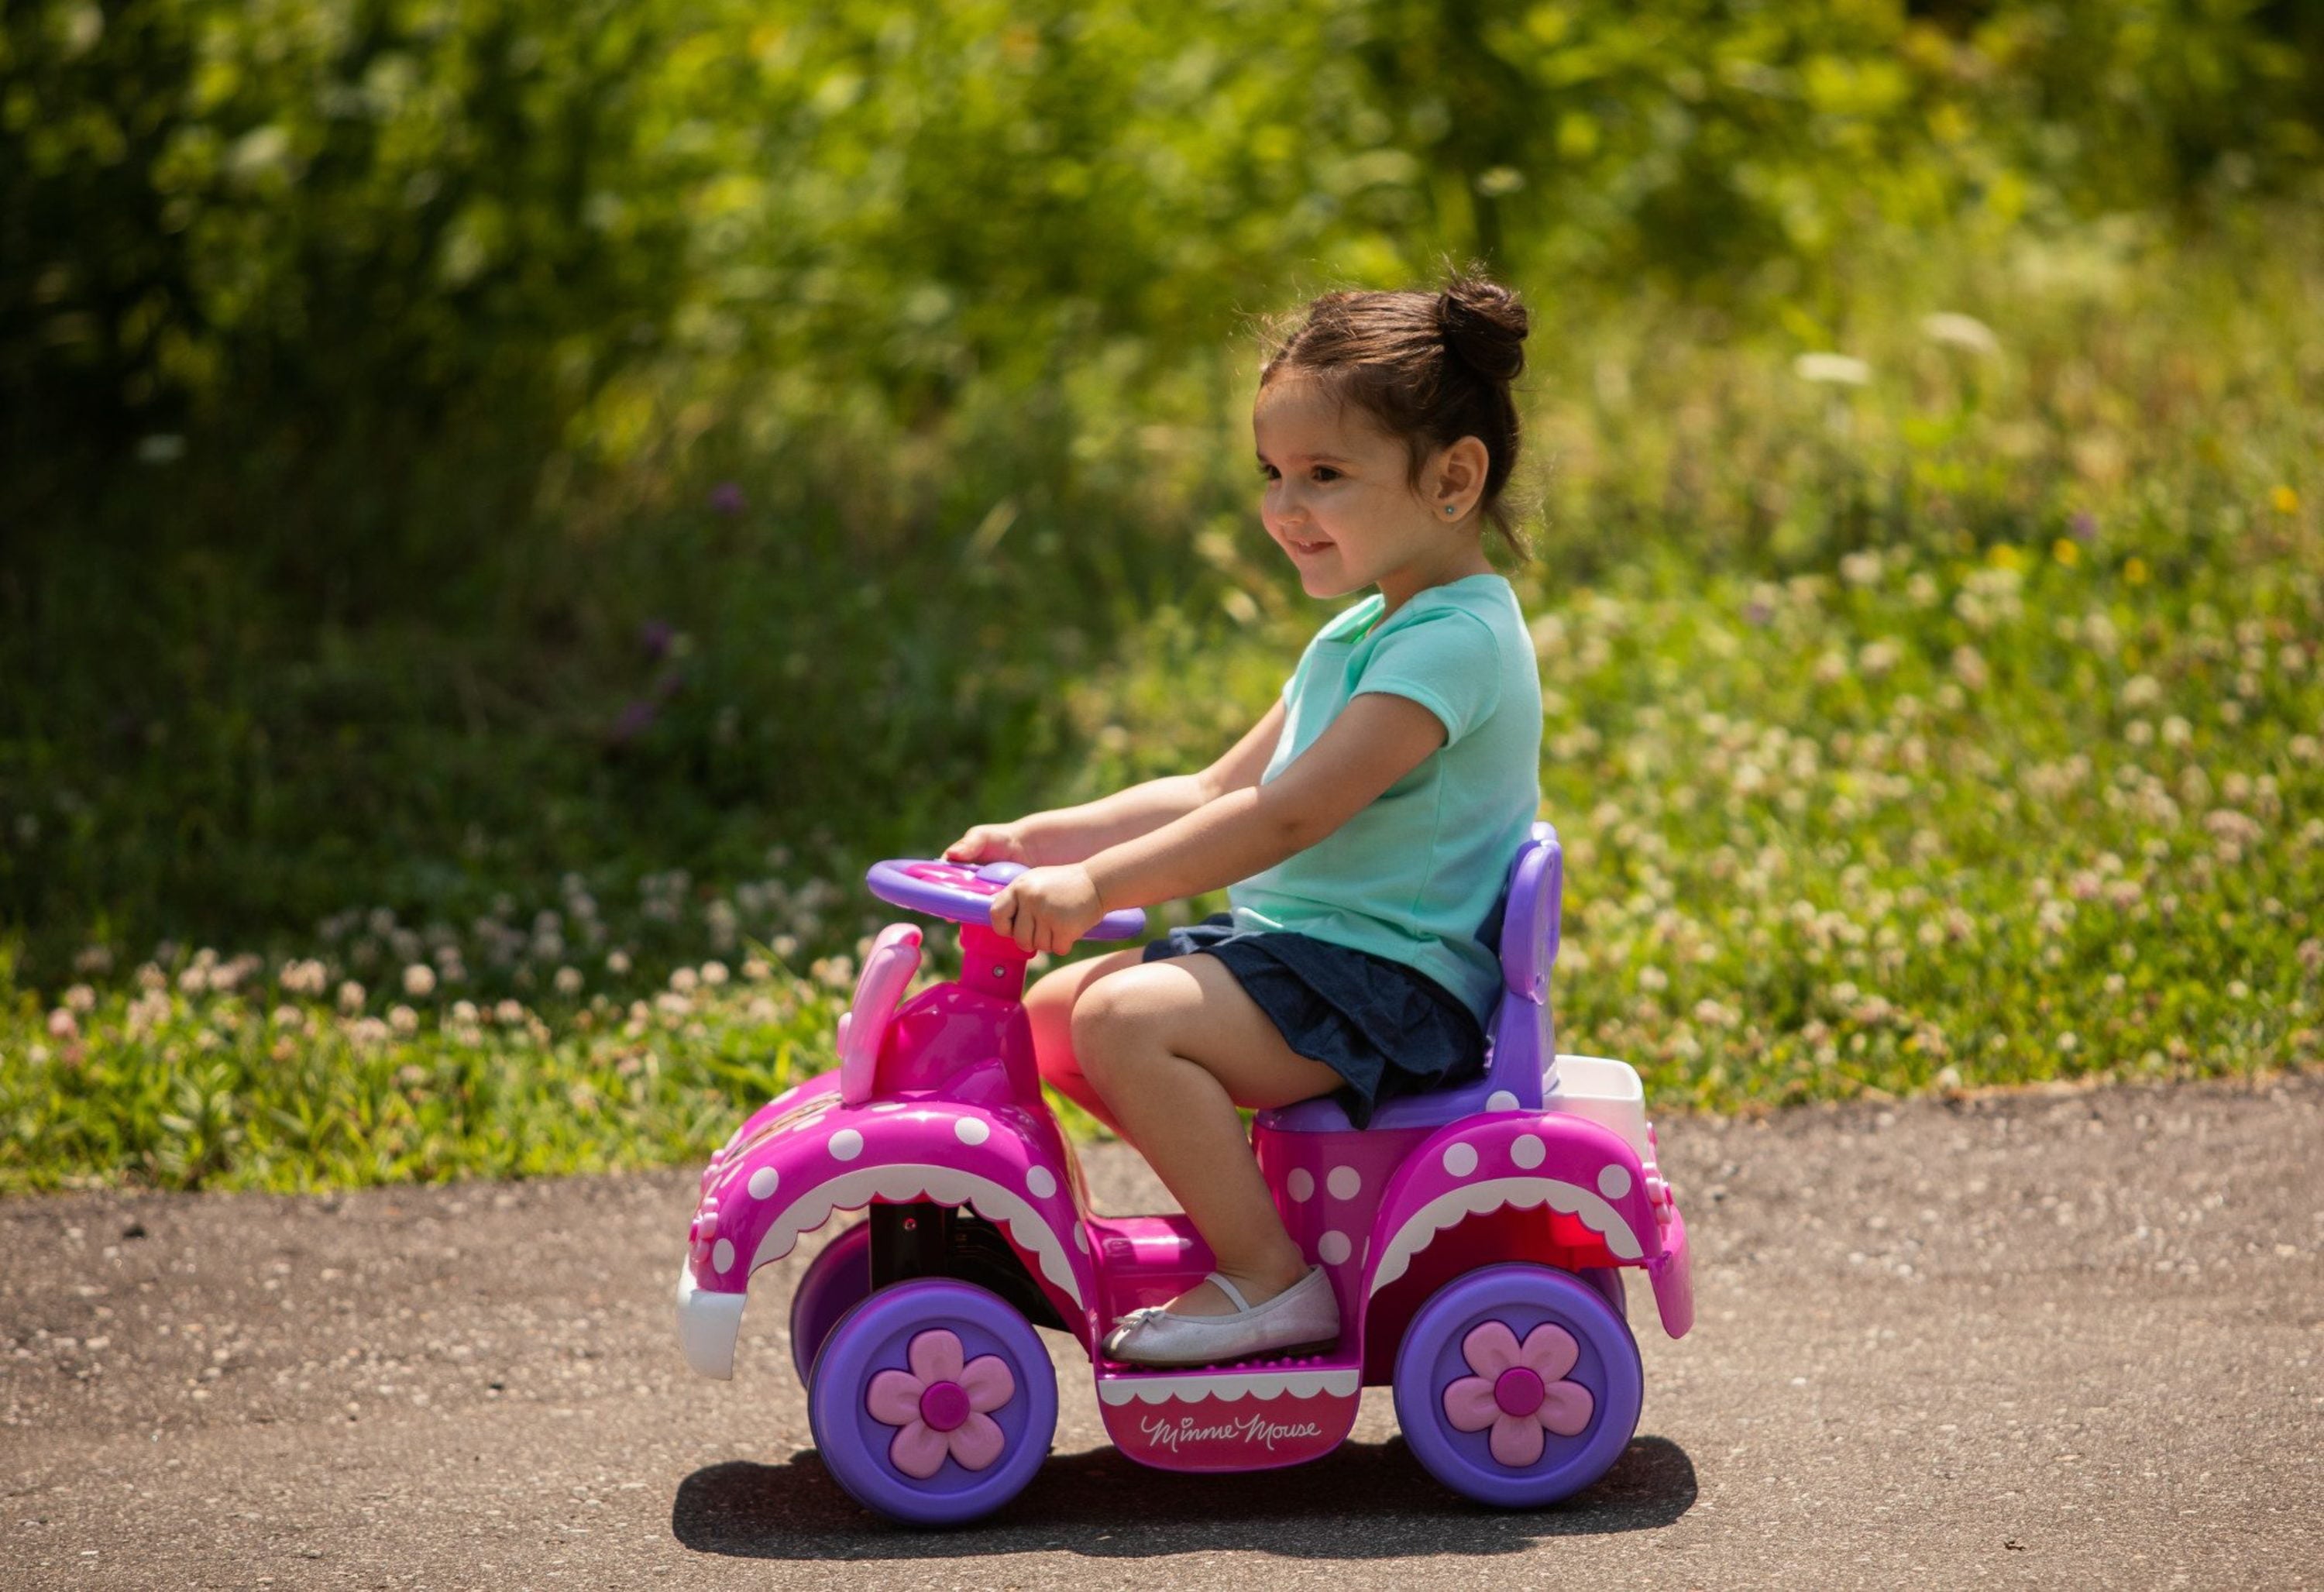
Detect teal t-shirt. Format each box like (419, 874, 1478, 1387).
(1229, 572, 1543, 1024)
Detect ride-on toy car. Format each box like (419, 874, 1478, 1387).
(675, 823, 1693, 1523)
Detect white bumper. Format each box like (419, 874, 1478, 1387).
(674, 1260, 748, 1381)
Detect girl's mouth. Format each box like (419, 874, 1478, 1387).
(1288, 536, 1333, 556)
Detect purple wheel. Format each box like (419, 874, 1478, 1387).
(1391, 1262, 1644, 1509)
(789, 1222, 872, 1388)
(806, 1278, 1057, 1526)
(1578, 1265, 1628, 1323)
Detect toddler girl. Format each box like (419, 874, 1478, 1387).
(944, 273, 1544, 1366)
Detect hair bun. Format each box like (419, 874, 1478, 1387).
(1437, 276, 1528, 384)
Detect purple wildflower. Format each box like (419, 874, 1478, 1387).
(609, 700, 660, 744)
(708, 482, 747, 516)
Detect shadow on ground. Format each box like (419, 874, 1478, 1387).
(672, 1434, 1696, 1559)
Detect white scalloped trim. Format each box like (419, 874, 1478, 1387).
(1097, 1367, 1360, 1406)
(1369, 1174, 1642, 1297)
(745, 1161, 1085, 1309)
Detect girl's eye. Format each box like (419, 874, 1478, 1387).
(1311, 467, 1340, 483)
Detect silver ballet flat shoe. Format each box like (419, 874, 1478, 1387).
(1101, 1267, 1341, 1368)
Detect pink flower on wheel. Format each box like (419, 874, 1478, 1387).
(864, 1328, 1016, 1479)
(1441, 1319, 1595, 1468)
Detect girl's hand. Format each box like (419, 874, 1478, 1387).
(988, 865, 1106, 955)
(944, 823, 1031, 865)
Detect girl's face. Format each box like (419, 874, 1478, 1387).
(1252, 373, 1489, 613)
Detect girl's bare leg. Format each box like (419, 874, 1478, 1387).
(1071, 953, 1342, 1316)
(1022, 947, 1147, 1135)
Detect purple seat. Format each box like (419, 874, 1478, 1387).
(1256, 821, 1563, 1133)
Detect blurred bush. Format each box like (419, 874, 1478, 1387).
(6, 0, 2320, 548)
(2, 0, 2320, 984)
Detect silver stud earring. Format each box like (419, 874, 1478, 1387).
(1444, 504, 1457, 517)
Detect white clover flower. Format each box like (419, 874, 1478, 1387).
(553, 966, 583, 995)
(1839, 550, 1884, 587)
(1637, 964, 1669, 992)
(63, 982, 97, 1013)
(336, 980, 366, 1013)
(742, 958, 772, 982)
(494, 999, 525, 1025)
(74, 945, 114, 975)
(1921, 312, 1999, 356)
(700, 960, 730, 987)
(1951, 646, 1990, 691)
(402, 963, 436, 998)
(2119, 675, 2163, 710)
(669, 966, 699, 993)
(1794, 352, 1871, 386)
(451, 999, 480, 1024)
(2161, 716, 2192, 748)
(771, 935, 799, 961)
(606, 949, 632, 976)
(388, 1004, 419, 1035)
(47, 1007, 79, 1040)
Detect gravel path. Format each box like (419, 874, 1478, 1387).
(4, 1074, 2319, 1590)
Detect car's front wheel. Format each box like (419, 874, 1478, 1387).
(806, 1278, 1057, 1525)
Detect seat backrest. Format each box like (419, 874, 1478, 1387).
(1471, 820, 1561, 1111)
(1257, 820, 1562, 1133)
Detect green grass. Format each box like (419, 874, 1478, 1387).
(3, 212, 2321, 1193)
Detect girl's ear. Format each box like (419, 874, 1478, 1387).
(1430, 435, 1490, 508)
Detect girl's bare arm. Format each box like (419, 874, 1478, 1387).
(1085, 693, 1445, 909)
(960, 700, 1289, 865)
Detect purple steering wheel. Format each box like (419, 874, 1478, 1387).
(865, 858, 1147, 942)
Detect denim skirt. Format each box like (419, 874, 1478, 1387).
(1141, 913, 1486, 1128)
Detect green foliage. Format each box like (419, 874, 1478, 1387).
(2, 1, 2322, 1188)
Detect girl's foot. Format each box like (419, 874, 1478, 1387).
(1102, 1267, 1341, 1368)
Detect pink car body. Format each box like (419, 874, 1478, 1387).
(676, 832, 1692, 1515)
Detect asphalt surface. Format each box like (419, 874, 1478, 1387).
(4, 1074, 2320, 1590)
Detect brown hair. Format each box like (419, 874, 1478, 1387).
(1257, 268, 1532, 561)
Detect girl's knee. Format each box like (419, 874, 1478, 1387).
(1070, 971, 1174, 1092)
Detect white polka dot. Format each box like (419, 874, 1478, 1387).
(711, 1239, 735, 1274)
(828, 1128, 864, 1161)
(1025, 1165, 1057, 1200)
(1442, 1142, 1479, 1178)
(869, 1102, 907, 1113)
(747, 1166, 779, 1200)
(1511, 1134, 1545, 1170)
(1326, 1166, 1361, 1201)
(1597, 1164, 1633, 1199)
(1487, 1089, 1520, 1112)
(954, 1116, 990, 1147)
(1287, 1168, 1315, 1203)
(1317, 1230, 1352, 1266)
(1073, 1226, 1088, 1253)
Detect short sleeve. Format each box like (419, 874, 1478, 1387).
(1353, 610, 1502, 747)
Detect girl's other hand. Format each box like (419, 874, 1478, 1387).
(944, 822, 1031, 865)
(988, 865, 1106, 955)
